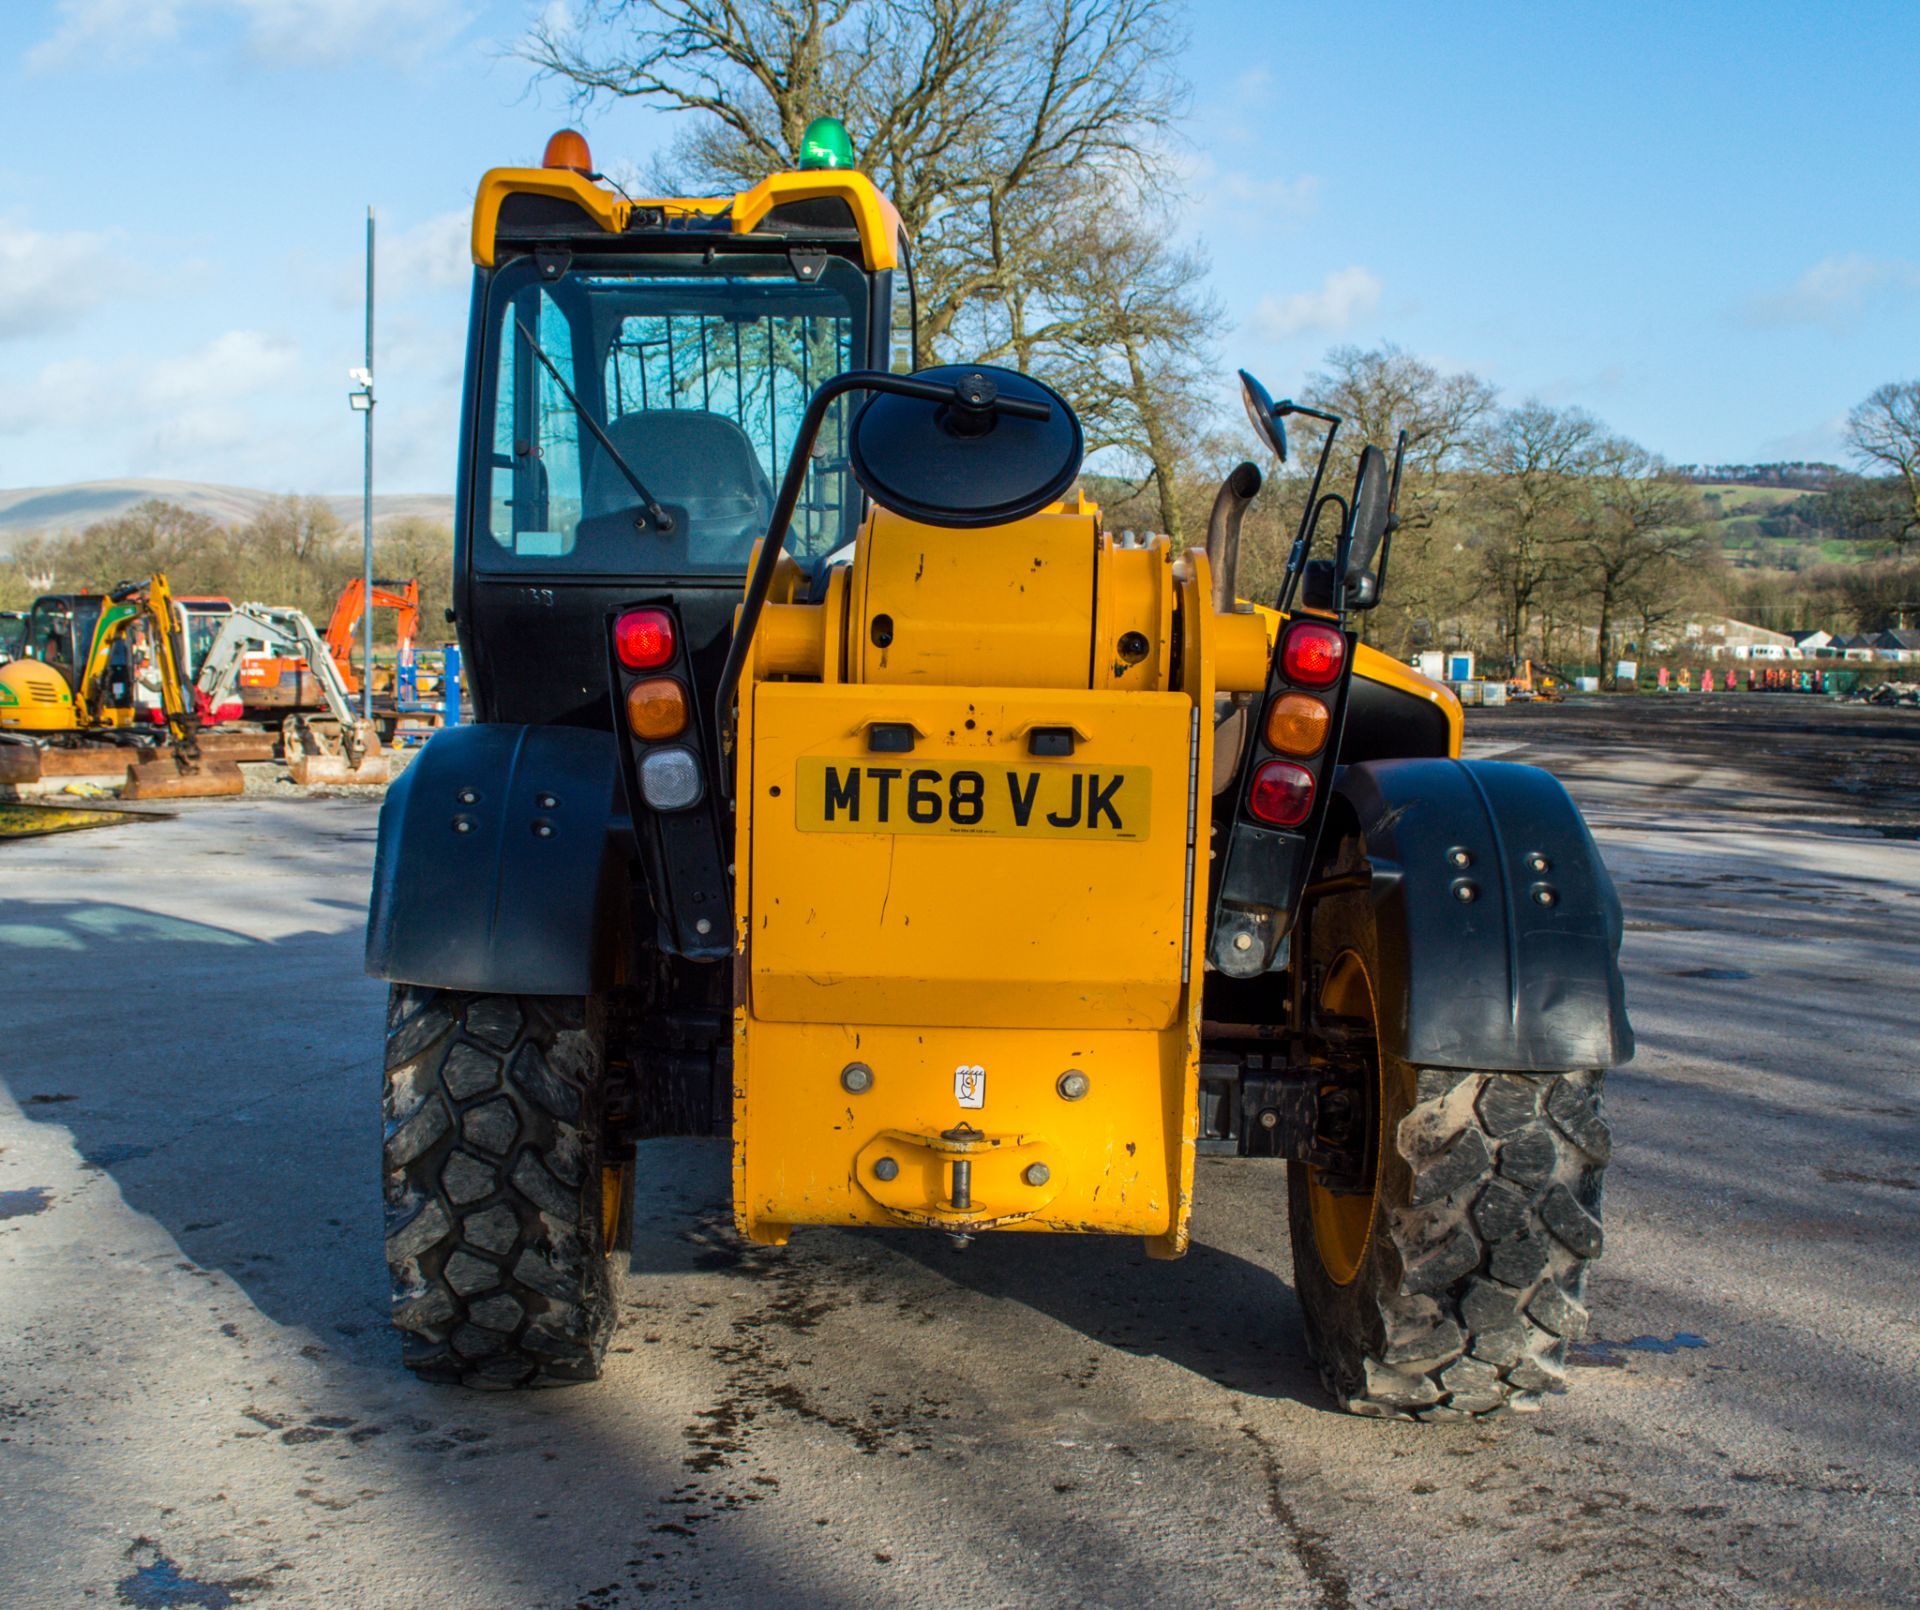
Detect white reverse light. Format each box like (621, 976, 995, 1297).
(640, 746, 704, 810)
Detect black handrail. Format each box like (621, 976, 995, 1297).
(712, 368, 1050, 787)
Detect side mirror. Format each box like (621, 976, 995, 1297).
(1346, 444, 1390, 575)
(1237, 369, 1288, 462)
(1341, 444, 1390, 609)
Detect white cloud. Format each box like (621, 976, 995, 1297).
(1213, 172, 1321, 215)
(26, 0, 187, 69)
(1172, 146, 1320, 225)
(30, 0, 474, 72)
(140, 329, 299, 410)
(382, 210, 473, 297)
(1745, 254, 1920, 331)
(1252, 266, 1383, 341)
(0, 223, 126, 341)
(0, 329, 300, 463)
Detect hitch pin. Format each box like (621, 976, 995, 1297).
(950, 1158, 972, 1212)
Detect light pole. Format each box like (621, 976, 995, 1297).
(347, 206, 375, 722)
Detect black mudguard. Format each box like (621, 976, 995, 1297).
(1330, 758, 1632, 1072)
(365, 723, 626, 996)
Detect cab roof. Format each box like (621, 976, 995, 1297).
(471, 163, 903, 273)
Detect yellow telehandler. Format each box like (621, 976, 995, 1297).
(366, 126, 1629, 1418)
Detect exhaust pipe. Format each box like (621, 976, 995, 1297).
(1204, 461, 1263, 613)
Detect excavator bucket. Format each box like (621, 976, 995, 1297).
(0, 745, 42, 787)
(197, 729, 277, 764)
(281, 714, 391, 786)
(121, 752, 245, 800)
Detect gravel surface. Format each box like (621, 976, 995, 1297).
(1, 696, 1915, 1609)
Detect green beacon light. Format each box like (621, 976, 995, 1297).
(798, 116, 854, 171)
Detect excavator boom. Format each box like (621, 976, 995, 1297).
(323, 578, 421, 696)
(197, 603, 390, 785)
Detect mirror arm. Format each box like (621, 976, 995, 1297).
(1332, 495, 1357, 606)
(713, 369, 1049, 784)
(1279, 417, 1341, 610)
(1204, 461, 1263, 612)
(1373, 516, 1400, 597)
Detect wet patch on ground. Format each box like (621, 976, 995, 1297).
(115, 1540, 267, 1608)
(1570, 1332, 1710, 1368)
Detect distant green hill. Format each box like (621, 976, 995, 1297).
(1697, 483, 1872, 571)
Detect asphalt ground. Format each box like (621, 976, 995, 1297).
(1, 694, 1915, 1609)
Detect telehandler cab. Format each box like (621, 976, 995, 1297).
(369, 127, 1630, 1419)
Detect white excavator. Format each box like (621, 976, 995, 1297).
(195, 605, 390, 785)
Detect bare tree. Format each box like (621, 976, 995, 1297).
(522, 0, 1188, 368)
(992, 203, 1219, 540)
(1470, 402, 1604, 664)
(1306, 345, 1498, 529)
(0, 498, 459, 629)
(1568, 441, 1701, 687)
(1295, 345, 1499, 645)
(18, 500, 227, 591)
(1845, 380, 1920, 555)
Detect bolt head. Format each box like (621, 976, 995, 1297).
(840, 1061, 875, 1094)
(1533, 887, 1556, 906)
(1023, 1162, 1051, 1187)
(872, 1155, 899, 1182)
(453, 816, 475, 834)
(1056, 1069, 1090, 1102)
(533, 821, 553, 838)
(457, 788, 479, 805)
(537, 792, 558, 809)
(1449, 847, 1472, 868)
(1453, 880, 1478, 903)
(1232, 931, 1255, 952)
(1528, 853, 1550, 873)
(1258, 1108, 1280, 1129)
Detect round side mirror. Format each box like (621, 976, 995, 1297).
(1238, 369, 1288, 462)
(849, 364, 1082, 529)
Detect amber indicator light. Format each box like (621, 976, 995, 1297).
(1264, 692, 1330, 757)
(626, 677, 689, 740)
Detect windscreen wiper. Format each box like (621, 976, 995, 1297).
(513, 316, 676, 535)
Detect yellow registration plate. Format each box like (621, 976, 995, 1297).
(794, 758, 1150, 840)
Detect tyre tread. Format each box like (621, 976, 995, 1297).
(1305, 1065, 1609, 1419)
(381, 988, 616, 1389)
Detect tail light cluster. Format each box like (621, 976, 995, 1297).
(1245, 622, 1347, 828)
(612, 606, 703, 812)
(1210, 616, 1355, 978)
(608, 604, 730, 960)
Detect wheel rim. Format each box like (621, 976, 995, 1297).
(600, 1162, 631, 1253)
(1308, 948, 1384, 1287)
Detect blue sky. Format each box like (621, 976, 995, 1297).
(0, 0, 1914, 495)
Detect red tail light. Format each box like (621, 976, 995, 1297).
(1282, 622, 1346, 688)
(1249, 759, 1315, 826)
(615, 608, 675, 670)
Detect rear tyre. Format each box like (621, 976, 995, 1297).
(382, 986, 624, 1388)
(1287, 848, 1611, 1419)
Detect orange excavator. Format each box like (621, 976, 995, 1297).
(324, 577, 421, 696)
